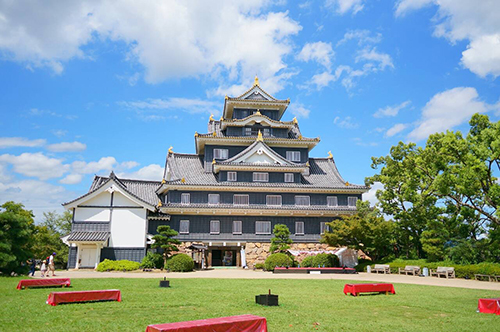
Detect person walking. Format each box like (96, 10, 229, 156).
(40, 259, 47, 277)
(47, 252, 56, 277)
(28, 258, 36, 277)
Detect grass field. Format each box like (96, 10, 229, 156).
(1, 277, 499, 331)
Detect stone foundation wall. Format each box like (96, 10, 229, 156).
(245, 242, 336, 268)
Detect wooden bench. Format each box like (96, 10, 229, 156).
(46, 289, 121, 306)
(430, 267, 455, 279)
(372, 264, 391, 274)
(17, 278, 71, 290)
(145, 315, 268, 332)
(475, 274, 498, 282)
(398, 265, 421, 276)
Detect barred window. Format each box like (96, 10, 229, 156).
(320, 222, 329, 234)
(233, 194, 249, 205)
(210, 220, 220, 234)
(348, 197, 358, 207)
(253, 172, 269, 182)
(227, 172, 237, 182)
(213, 148, 228, 159)
(295, 195, 310, 206)
(181, 193, 190, 205)
(286, 151, 301, 162)
(295, 221, 304, 235)
(284, 173, 294, 183)
(327, 196, 338, 207)
(266, 195, 282, 206)
(255, 221, 271, 235)
(208, 194, 220, 205)
(179, 220, 190, 234)
(233, 220, 242, 235)
(244, 127, 252, 136)
(263, 128, 270, 137)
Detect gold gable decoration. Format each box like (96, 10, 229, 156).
(209, 114, 214, 121)
(328, 151, 333, 159)
(212, 158, 216, 165)
(161, 179, 166, 184)
(255, 109, 261, 115)
(292, 117, 298, 124)
(158, 200, 162, 207)
(257, 130, 263, 142)
(181, 177, 186, 183)
(254, 75, 259, 86)
(168, 146, 173, 153)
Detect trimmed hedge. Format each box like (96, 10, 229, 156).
(165, 254, 194, 272)
(254, 263, 265, 270)
(300, 256, 315, 267)
(140, 252, 164, 269)
(368, 259, 500, 279)
(313, 253, 339, 268)
(96, 259, 140, 272)
(264, 253, 293, 271)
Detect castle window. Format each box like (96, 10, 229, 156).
(244, 127, 252, 136)
(210, 220, 220, 235)
(181, 193, 190, 205)
(348, 197, 358, 207)
(286, 151, 301, 162)
(179, 220, 190, 234)
(284, 173, 294, 183)
(253, 172, 269, 182)
(208, 194, 220, 205)
(227, 172, 237, 182)
(295, 221, 304, 235)
(295, 195, 310, 206)
(327, 196, 338, 207)
(263, 128, 270, 137)
(255, 221, 271, 235)
(214, 148, 228, 159)
(233, 194, 249, 205)
(233, 221, 242, 235)
(320, 222, 329, 234)
(266, 195, 282, 206)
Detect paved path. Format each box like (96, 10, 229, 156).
(37, 269, 500, 291)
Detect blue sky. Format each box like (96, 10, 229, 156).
(0, 0, 499, 220)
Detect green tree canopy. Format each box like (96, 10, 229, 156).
(321, 201, 395, 261)
(0, 201, 34, 273)
(152, 225, 181, 267)
(270, 224, 292, 253)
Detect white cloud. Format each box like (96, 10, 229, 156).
(0, 1, 301, 88)
(0, 137, 46, 149)
(374, 100, 411, 118)
(51, 130, 67, 138)
(119, 97, 220, 119)
(334, 116, 358, 129)
(386, 123, 408, 137)
(297, 41, 335, 70)
(0, 153, 69, 180)
(288, 103, 311, 118)
(59, 173, 83, 185)
(71, 157, 117, 174)
(118, 161, 140, 170)
(337, 29, 382, 46)
(363, 181, 384, 207)
(325, 0, 365, 15)
(356, 48, 394, 70)
(117, 164, 163, 181)
(395, 0, 500, 79)
(407, 87, 495, 141)
(46, 141, 87, 152)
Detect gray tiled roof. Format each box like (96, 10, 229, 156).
(64, 173, 161, 207)
(163, 203, 357, 212)
(176, 232, 321, 243)
(67, 231, 110, 242)
(200, 120, 308, 140)
(165, 153, 367, 190)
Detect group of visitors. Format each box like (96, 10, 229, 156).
(28, 252, 56, 277)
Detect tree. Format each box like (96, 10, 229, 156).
(270, 224, 292, 253)
(31, 225, 69, 267)
(152, 225, 181, 267)
(322, 201, 395, 261)
(41, 211, 72, 235)
(0, 202, 34, 273)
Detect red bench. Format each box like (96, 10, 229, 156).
(478, 298, 500, 315)
(17, 278, 71, 290)
(46, 289, 121, 306)
(344, 283, 396, 296)
(145, 314, 267, 332)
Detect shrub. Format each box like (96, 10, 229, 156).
(140, 252, 164, 269)
(312, 253, 339, 268)
(264, 253, 292, 271)
(254, 263, 265, 270)
(165, 254, 194, 272)
(355, 258, 372, 272)
(96, 259, 140, 272)
(300, 256, 315, 267)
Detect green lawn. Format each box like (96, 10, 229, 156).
(1, 277, 499, 331)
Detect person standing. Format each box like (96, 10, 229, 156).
(28, 258, 36, 277)
(47, 252, 56, 277)
(40, 259, 47, 277)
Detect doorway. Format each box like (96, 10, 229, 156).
(79, 246, 97, 268)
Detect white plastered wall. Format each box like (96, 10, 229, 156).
(109, 208, 147, 247)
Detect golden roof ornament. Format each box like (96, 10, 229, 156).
(225, 95, 228, 100)
(220, 116, 224, 121)
(298, 134, 303, 140)
(212, 131, 217, 137)
(345, 181, 350, 186)
(255, 109, 261, 115)
(194, 131, 198, 137)
(257, 130, 263, 142)
(212, 158, 216, 165)
(209, 114, 214, 121)
(254, 75, 260, 86)
(181, 177, 186, 183)
(158, 200, 162, 207)
(306, 161, 310, 167)
(292, 117, 298, 124)
(161, 179, 166, 184)
(168, 146, 173, 153)
(328, 151, 333, 159)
